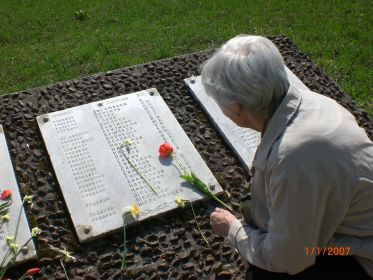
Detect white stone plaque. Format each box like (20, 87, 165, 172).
(37, 89, 222, 243)
(184, 67, 309, 171)
(0, 125, 36, 265)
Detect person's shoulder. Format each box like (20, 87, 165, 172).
(266, 134, 343, 189)
(268, 114, 370, 187)
(271, 129, 334, 168)
(283, 88, 368, 155)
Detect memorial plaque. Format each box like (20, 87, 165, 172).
(184, 67, 309, 171)
(0, 125, 36, 264)
(37, 89, 222, 242)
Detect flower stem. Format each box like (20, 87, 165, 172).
(13, 199, 25, 246)
(171, 162, 183, 175)
(172, 155, 189, 174)
(210, 194, 233, 212)
(121, 222, 127, 271)
(0, 237, 33, 279)
(188, 201, 209, 245)
(0, 199, 31, 278)
(0, 248, 11, 268)
(60, 258, 70, 280)
(19, 272, 27, 280)
(120, 150, 159, 197)
(0, 200, 11, 216)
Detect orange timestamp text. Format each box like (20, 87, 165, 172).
(305, 246, 351, 256)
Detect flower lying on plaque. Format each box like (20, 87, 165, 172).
(0, 190, 12, 201)
(120, 139, 159, 197)
(159, 143, 232, 212)
(0, 190, 12, 224)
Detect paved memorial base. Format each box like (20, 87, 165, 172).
(0, 36, 371, 279)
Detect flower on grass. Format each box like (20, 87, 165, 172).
(159, 143, 174, 157)
(31, 227, 41, 237)
(122, 204, 139, 221)
(0, 214, 10, 222)
(175, 197, 186, 208)
(0, 190, 12, 200)
(26, 267, 40, 276)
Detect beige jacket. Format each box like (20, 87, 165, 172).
(228, 86, 373, 276)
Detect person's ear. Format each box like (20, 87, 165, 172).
(231, 102, 242, 116)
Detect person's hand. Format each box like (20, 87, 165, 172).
(210, 207, 237, 237)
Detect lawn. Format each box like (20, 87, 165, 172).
(0, 0, 371, 115)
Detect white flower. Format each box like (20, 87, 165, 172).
(6, 236, 14, 245)
(0, 214, 10, 221)
(23, 195, 33, 204)
(122, 204, 139, 221)
(31, 227, 41, 237)
(6, 236, 18, 252)
(120, 138, 133, 149)
(9, 242, 18, 252)
(175, 197, 186, 208)
(58, 248, 76, 262)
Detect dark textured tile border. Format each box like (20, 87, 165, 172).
(0, 36, 371, 279)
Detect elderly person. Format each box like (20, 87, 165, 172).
(202, 35, 373, 279)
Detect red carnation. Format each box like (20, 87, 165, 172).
(0, 190, 12, 200)
(159, 143, 174, 157)
(26, 267, 40, 276)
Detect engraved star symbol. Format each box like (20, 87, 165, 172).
(98, 103, 103, 107)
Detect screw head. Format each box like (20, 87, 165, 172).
(209, 184, 215, 191)
(190, 77, 196, 84)
(21, 246, 28, 255)
(43, 117, 49, 123)
(83, 226, 91, 234)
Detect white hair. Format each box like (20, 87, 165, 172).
(201, 35, 290, 117)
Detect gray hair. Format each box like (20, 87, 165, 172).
(201, 35, 290, 117)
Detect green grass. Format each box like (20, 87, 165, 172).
(0, 0, 372, 115)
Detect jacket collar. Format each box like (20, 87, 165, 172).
(253, 86, 302, 171)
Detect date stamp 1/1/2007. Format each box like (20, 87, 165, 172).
(305, 247, 351, 256)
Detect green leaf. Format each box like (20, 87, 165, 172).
(185, 172, 233, 212)
(0, 201, 11, 216)
(180, 174, 193, 183)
